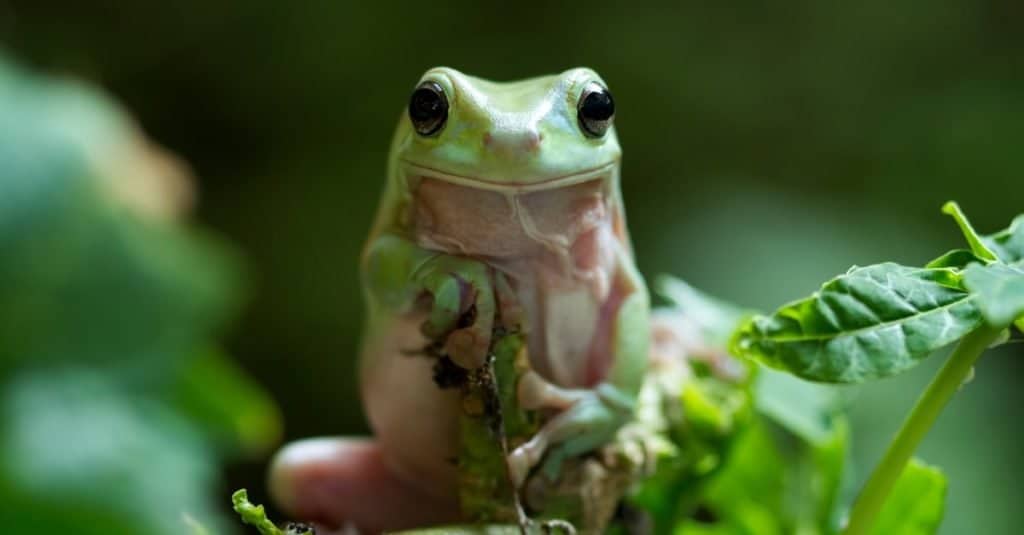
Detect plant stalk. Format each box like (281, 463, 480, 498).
(842, 323, 1001, 535)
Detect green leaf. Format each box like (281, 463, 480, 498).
(924, 249, 985, 269)
(0, 370, 224, 535)
(232, 489, 285, 535)
(232, 489, 316, 535)
(963, 263, 1024, 328)
(868, 458, 947, 535)
(941, 202, 998, 262)
(754, 367, 845, 445)
(655, 275, 752, 346)
(731, 263, 982, 383)
(677, 413, 848, 535)
(982, 214, 1024, 265)
(0, 52, 244, 378)
(172, 348, 281, 457)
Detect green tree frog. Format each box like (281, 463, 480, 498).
(360, 67, 650, 502)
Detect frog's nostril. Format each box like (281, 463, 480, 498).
(484, 130, 541, 154)
(525, 131, 542, 152)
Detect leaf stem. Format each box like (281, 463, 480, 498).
(842, 323, 1001, 535)
(941, 201, 998, 261)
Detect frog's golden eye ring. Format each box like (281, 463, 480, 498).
(577, 82, 615, 138)
(409, 81, 448, 136)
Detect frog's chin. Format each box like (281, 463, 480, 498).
(399, 160, 617, 194)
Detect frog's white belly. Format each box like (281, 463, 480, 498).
(543, 287, 598, 386)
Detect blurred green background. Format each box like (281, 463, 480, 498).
(2, 1, 1021, 533)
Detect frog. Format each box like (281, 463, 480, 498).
(277, 67, 650, 517)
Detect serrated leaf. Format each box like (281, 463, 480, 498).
(963, 263, 1024, 328)
(868, 458, 947, 535)
(731, 263, 982, 383)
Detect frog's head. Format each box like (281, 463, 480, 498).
(391, 67, 621, 190)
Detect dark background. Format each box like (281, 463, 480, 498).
(3, 2, 1022, 532)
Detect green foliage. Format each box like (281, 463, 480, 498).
(172, 349, 282, 457)
(868, 459, 947, 535)
(734, 204, 1024, 385)
(962, 263, 1024, 329)
(941, 203, 1024, 331)
(231, 490, 314, 535)
(979, 215, 1024, 265)
(731, 264, 981, 383)
(0, 52, 279, 534)
(624, 281, 854, 535)
(730, 203, 1024, 535)
(655, 276, 753, 347)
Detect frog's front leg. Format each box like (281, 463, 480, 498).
(364, 232, 495, 368)
(508, 268, 649, 486)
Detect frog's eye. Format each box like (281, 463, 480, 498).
(409, 81, 448, 136)
(577, 82, 615, 138)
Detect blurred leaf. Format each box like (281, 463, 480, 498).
(656, 275, 752, 346)
(0, 370, 224, 535)
(0, 50, 270, 535)
(754, 368, 845, 446)
(868, 458, 947, 535)
(629, 364, 756, 531)
(981, 214, 1024, 265)
(172, 348, 282, 457)
(0, 54, 244, 378)
(963, 263, 1024, 329)
(731, 263, 982, 383)
(678, 412, 847, 535)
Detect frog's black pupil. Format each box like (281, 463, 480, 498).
(410, 89, 441, 120)
(577, 85, 614, 137)
(581, 90, 614, 121)
(409, 82, 448, 135)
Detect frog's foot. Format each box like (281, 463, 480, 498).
(267, 437, 460, 532)
(412, 255, 495, 368)
(508, 383, 634, 487)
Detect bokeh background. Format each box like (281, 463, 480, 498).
(2, 2, 1021, 533)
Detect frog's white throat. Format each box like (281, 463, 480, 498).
(405, 161, 623, 387)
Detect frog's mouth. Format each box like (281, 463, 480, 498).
(401, 161, 617, 261)
(400, 161, 616, 194)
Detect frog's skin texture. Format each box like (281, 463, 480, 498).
(360, 67, 650, 502)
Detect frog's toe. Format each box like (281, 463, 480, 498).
(444, 324, 491, 369)
(508, 434, 547, 488)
